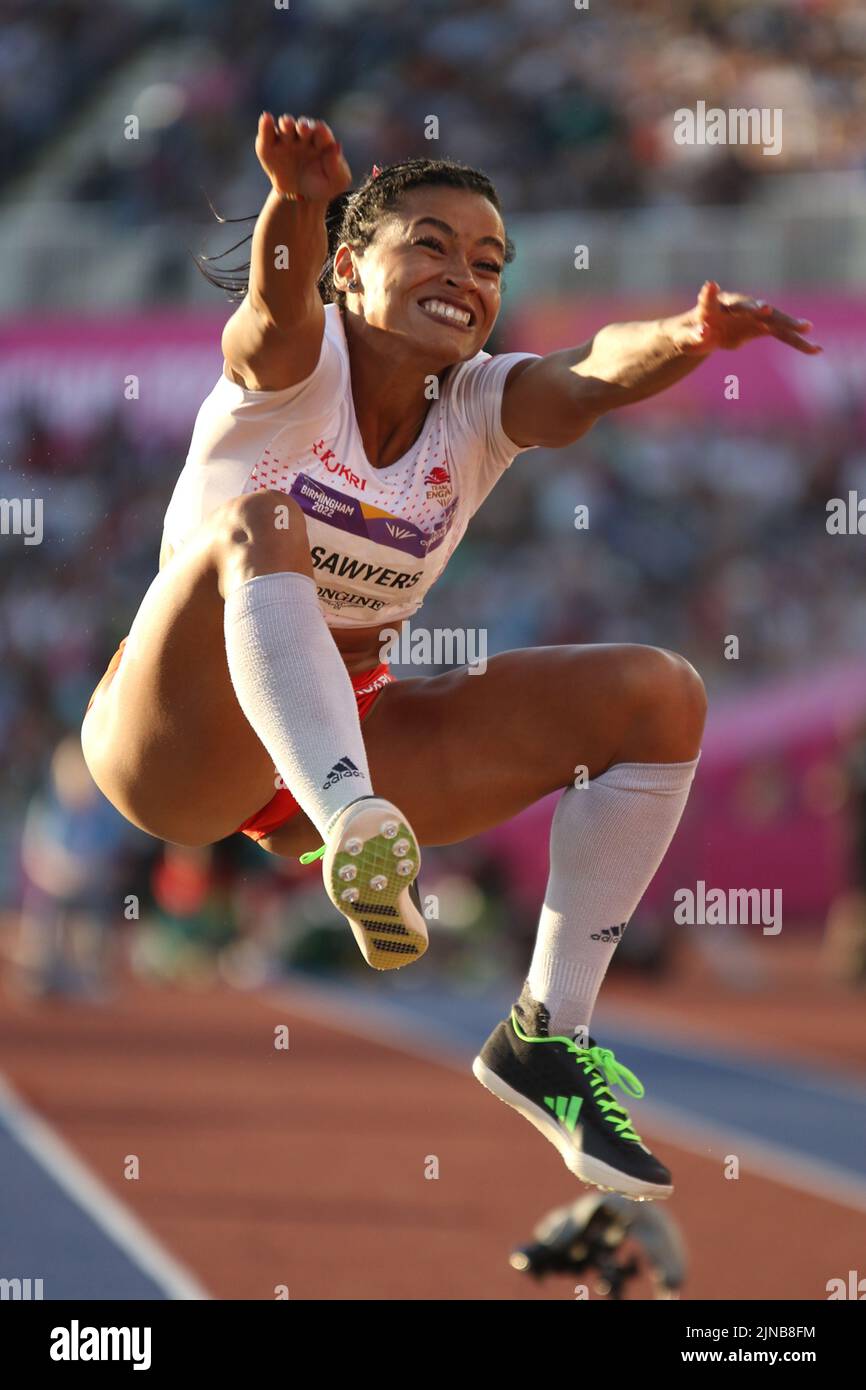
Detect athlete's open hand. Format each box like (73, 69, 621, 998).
(674, 280, 822, 355)
(256, 112, 352, 202)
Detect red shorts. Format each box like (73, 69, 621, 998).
(87, 641, 395, 844)
(235, 661, 396, 842)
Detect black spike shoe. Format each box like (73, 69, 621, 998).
(472, 983, 673, 1200)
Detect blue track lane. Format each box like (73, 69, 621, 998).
(0, 1115, 167, 1300)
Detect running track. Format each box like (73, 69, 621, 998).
(0, 939, 863, 1300)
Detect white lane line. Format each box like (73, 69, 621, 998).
(0, 1071, 210, 1301)
(267, 979, 866, 1214)
(630, 1098, 866, 1215)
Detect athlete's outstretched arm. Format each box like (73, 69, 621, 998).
(502, 280, 822, 449)
(221, 114, 351, 392)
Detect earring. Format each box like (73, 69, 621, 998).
(348, 279, 361, 291)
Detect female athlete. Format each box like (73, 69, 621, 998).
(81, 114, 820, 1199)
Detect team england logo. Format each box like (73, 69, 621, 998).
(424, 461, 452, 502)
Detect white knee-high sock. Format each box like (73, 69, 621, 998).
(526, 757, 700, 1039)
(223, 572, 375, 839)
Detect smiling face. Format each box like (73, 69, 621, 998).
(333, 185, 507, 364)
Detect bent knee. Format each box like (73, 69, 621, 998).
(210, 491, 313, 596)
(623, 645, 708, 733)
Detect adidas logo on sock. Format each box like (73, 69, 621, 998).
(322, 756, 363, 790)
(590, 922, 626, 942)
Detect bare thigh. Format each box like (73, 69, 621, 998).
(264, 643, 707, 858)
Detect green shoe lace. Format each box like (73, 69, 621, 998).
(573, 1044, 645, 1143)
(299, 845, 325, 865)
(511, 1012, 646, 1143)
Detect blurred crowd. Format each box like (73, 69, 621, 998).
(2, 0, 865, 224)
(420, 400, 866, 684)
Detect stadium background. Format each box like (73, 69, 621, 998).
(0, 0, 865, 1301)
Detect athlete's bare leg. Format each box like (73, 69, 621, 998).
(264, 642, 706, 857)
(82, 488, 705, 851)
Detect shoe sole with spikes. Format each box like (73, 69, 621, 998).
(323, 798, 427, 970)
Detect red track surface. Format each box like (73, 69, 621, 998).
(0, 936, 863, 1301)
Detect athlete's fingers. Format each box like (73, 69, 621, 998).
(697, 280, 720, 316)
(717, 290, 772, 319)
(764, 325, 823, 354)
(296, 116, 322, 143)
(719, 296, 809, 334)
(717, 294, 773, 316)
(258, 111, 277, 142)
(764, 307, 813, 332)
(310, 119, 338, 151)
(256, 113, 280, 165)
(300, 119, 339, 157)
(277, 113, 298, 138)
(679, 281, 818, 353)
(720, 294, 817, 346)
(297, 120, 327, 155)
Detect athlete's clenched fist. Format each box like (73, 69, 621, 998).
(256, 112, 352, 203)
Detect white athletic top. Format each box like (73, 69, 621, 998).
(163, 303, 538, 627)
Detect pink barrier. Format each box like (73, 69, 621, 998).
(2, 292, 864, 434)
(0, 313, 227, 437)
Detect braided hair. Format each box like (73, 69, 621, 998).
(195, 156, 516, 303)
